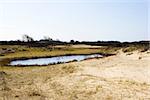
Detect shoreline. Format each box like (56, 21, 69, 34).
(1, 53, 115, 67)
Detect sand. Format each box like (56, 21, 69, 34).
(0, 51, 150, 100)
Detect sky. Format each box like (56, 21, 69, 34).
(0, 0, 149, 42)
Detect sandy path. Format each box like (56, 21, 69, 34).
(0, 51, 150, 100)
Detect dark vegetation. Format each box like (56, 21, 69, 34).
(0, 34, 149, 55)
(0, 34, 149, 48)
(0, 40, 149, 52)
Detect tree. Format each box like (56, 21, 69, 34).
(70, 40, 75, 44)
(22, 34, 34, 42)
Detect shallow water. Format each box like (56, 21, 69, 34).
(10, 54, 102, 65)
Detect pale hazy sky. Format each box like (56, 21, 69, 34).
(0, 0, 149, 41)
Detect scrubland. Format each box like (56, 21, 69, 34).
(0, 44, 149, 100)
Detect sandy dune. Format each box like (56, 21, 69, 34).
(0, 51, 150, 100)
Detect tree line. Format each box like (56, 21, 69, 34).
(0, 34, 149, 48)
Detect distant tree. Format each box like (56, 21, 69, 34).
(75, 41, 80, 44)
(16, 39, 21, 42)
(70, 40, 75, 44)
(22, 34, 34, 42)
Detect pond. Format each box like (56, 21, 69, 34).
(9, 54, 103, 66)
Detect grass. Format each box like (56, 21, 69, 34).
(0, 44, 149, 66)
(122, 45, 149, 53)
(1, 46, 114, 58)
(0, 45, 118, 66)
